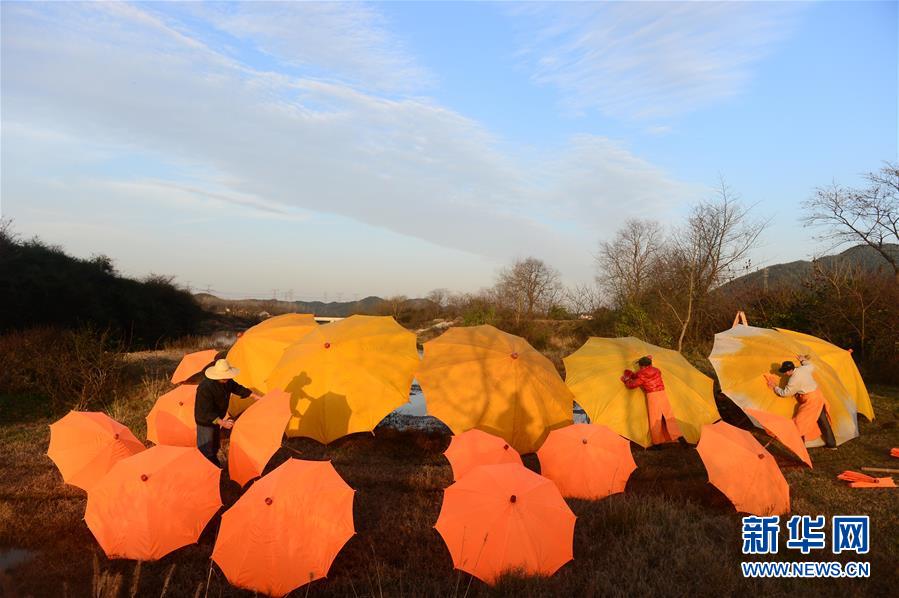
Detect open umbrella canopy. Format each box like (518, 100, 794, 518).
(212, 459, 355, 597)
(146, 385, 197, 447)
(47, 411, 145, 492)
(443, 429, 523, 481)
(418, 325, 573, 454)
(537, 423, 636, 500)
(709, 324, 858, 447)
(227, 314, 318, 415)
(776, 328, 873, 421)
(170, 349, 218, 384)
(744, 407, 812, 468)
(696, 421, 790, 516)
(266, 315, 419, 444)
(435, 462, 575, 585)
(228, 389, 292, 487)
(85, 445, 221, 560)
(563, 337, 719, 447)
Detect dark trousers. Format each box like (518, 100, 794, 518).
(818, 411, 837, 448)
(197, 424, 221, 467)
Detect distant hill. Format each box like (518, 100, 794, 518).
(195, 293, 436, 319)
(722, 244, 898, 293)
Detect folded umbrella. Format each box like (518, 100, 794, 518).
(228, 389, 292, 486)
(47, 411, 145, 492)
(743, 407, 812, 468)
(213, 459, 355, 597)
(537, 423, 636, 500)
(85, 445, 221, 560)
(696, 421, 790, 516)
(171, 349, 218, 384)
(443, 429, 523, 481)
(146, 385, 197, 447)
(836, 470, 896, 487)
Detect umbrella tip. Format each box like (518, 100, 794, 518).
(113, 433, 119, 440)
(140, 474, 148, 482)
(503, 444, 509, 450)
(510, 352, 518, 359)
(178, 402, 184, 407)
(324, 342, 331, 349)
(265, 497, 273, 505)
(582, 438, 588, 444)
(757, 453, 765, 460)
(510, 495, 517, 503)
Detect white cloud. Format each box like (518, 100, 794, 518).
(1, 2, 700, 289)
(512, 2, 804, 120)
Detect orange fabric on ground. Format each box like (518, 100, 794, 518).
(443, 429, 522, 481)
(434, 462, 575, 585)
(212, 459, 355, 597)
(537, 423, 636, 500)
(645, 389, 683, 445)
(696, 421, 790, 516)
(85, 445, 221, 560)
(47, 411, 145, 492)
(793, 388, 827, 442)
(171, 349, 218, 384)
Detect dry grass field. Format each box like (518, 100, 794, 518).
(1, 351, 897, 598)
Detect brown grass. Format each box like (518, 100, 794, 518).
(1, 359, 897, 597)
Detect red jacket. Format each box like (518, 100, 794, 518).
(622, 366, 665, 393)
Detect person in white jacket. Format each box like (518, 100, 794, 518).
(766, 355, 836, 447)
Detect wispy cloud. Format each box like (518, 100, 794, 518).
(1, 2, 699, 284)
(170, 2, 433, 93)
(512, 2, 804, 120)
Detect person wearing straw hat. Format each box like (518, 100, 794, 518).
(766, 355, 836, 448)
(621, 355, 685, 447)
(195, 358, 259, 466)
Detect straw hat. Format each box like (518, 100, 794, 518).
(205, 358, 240, 380)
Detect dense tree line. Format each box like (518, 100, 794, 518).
(0, 220, 204, 348)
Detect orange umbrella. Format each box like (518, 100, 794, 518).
(443, 429, 523, 481)
(696, 422, 790, 516)
(146, 385, 197, 447)
(47, 411, 145, 492)
(228, 389, 292, 486)
(171, 349, 218, 384)
(537, 423, 636, 500)
(212, 459, 355, 596)
(434, 463, 575, 585)
(85, 445, 221, 560)
(744, 407, 812, 468)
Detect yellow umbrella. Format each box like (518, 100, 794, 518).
(417, 325, 573, 454)
(266, 315, 419, 444)
(226, 314, 318, 416)
(776, 328, 873, 421)
(709, 324, 858, 447)
(563, 337, 719, 448)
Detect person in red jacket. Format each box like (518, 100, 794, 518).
(621, 355, 684, 446)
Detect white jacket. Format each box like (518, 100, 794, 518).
(774, 361, 818, 397)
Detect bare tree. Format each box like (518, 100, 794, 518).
(804, 163, 899, 282)
(494, 257, 562, 324)
(425, 288, 450, 309)
(596, 219, 663, 305)
(380, 295, 408, 319)
(658, 180, 764, 350)
(564, 283, 603, 316)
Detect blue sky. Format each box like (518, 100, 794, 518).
(1, 1, 896, 299)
